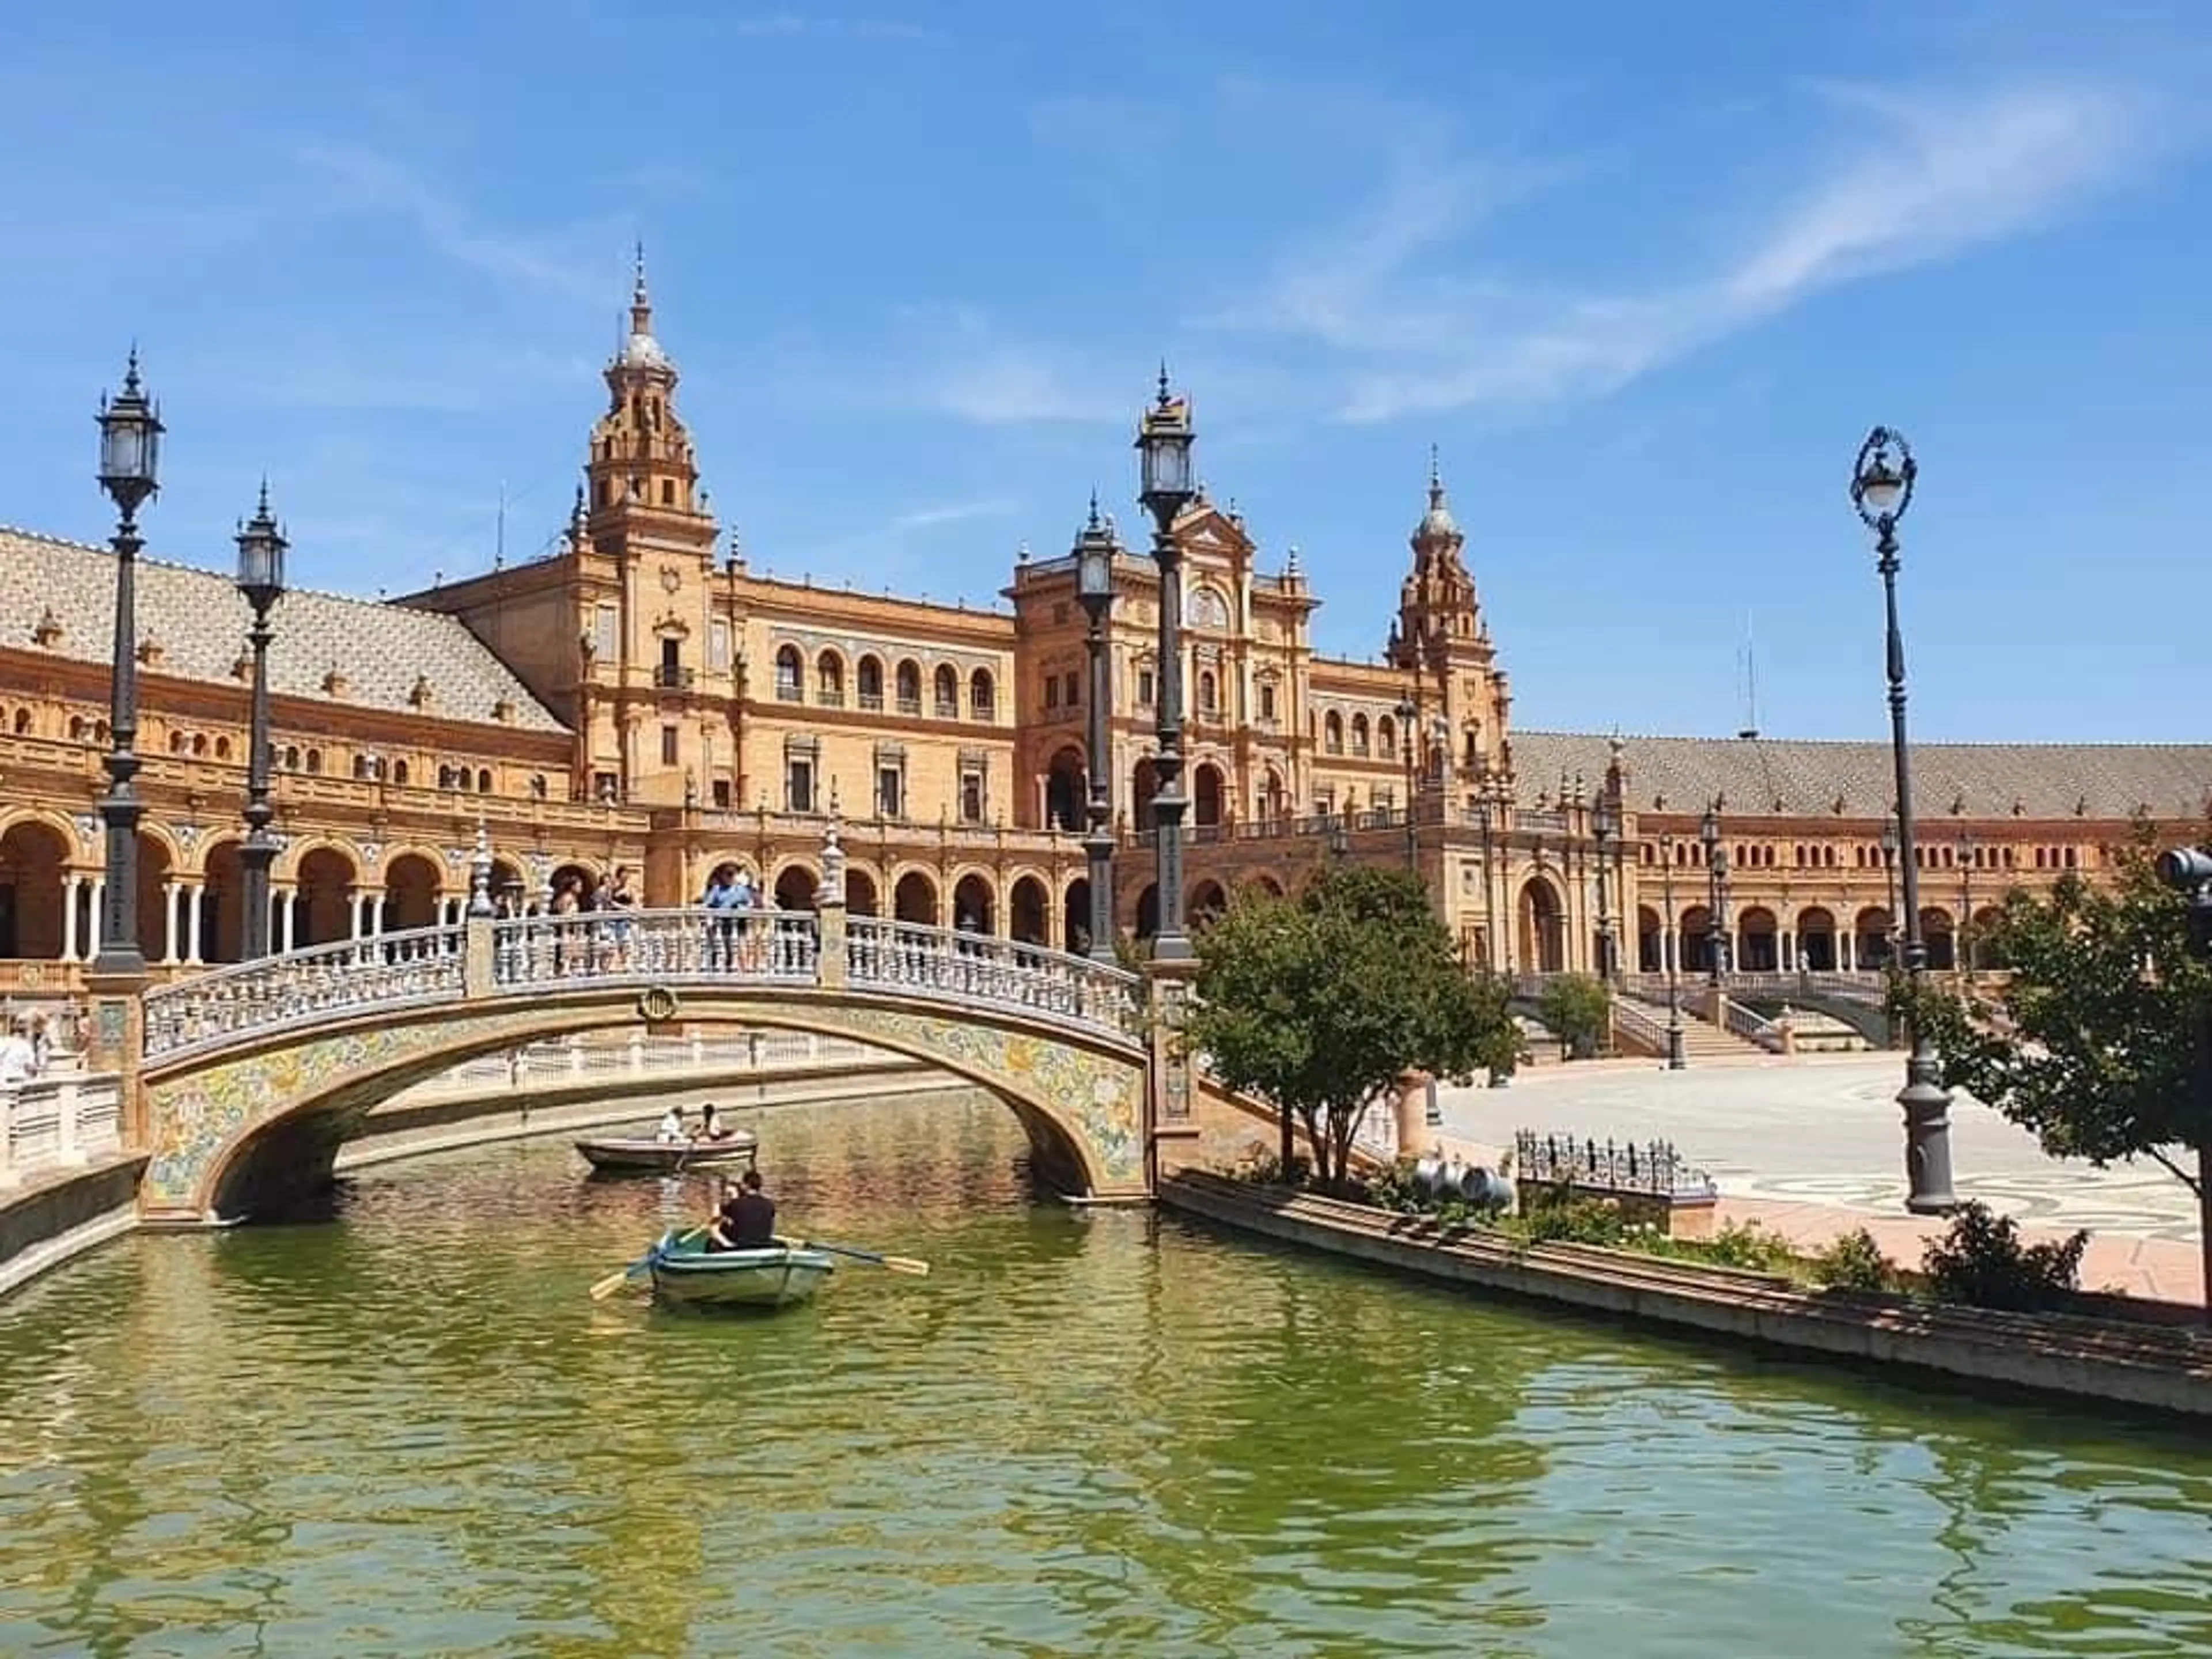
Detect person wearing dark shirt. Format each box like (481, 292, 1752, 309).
(709, 1168, 778, 1252)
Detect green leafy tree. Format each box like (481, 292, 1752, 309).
(1903, 848, 2212, 1312)
(1536, 972, 1611, 1059)
(1185, 863, 1516, 1191)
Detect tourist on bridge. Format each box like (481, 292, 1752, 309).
(707, 1168, 777, 1253)
(701, 862, 746, 970)
(0, 1017, 36, 1089)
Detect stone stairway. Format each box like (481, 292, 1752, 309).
(1613, 994, 1770, 1061)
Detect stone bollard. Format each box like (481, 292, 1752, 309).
(1392, 1070, 1428, 1156)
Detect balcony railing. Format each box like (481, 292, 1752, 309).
(653, 664, 696, 692)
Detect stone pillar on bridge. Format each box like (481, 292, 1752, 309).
(1144, 956, 1200, 1188)
(81, 974, 147, 1149)
(817, 816, 849, 992)
(462, 821, 497, 999)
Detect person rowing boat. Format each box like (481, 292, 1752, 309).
(707, 1168, 778, 1252)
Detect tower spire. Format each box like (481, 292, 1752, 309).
(630, 241, 653, 335)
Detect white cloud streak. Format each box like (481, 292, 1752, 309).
(1213, 80, 2177, 423)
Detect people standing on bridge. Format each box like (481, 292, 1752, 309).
(550, 873, 585, 975)
(600, 865, 638, 969)
(731, 866, 762, 971)
(702, 863, 743, 970)
(707, 1167, 777, 1252)
(0, 1017, 36, 1089)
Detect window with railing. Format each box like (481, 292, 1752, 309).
(933, 665, 960, 720)
(858, 656, 885, 711)
(970, 668, 996, 721)
(775, 647, 803, 702)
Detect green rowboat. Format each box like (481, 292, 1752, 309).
(645, 1231, 836, 1309)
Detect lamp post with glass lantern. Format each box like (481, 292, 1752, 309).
(1593, 793, 1619, 981)
(1134, 369, 1196, 961)
(1395, 688, 1418, 870)
(91, 351, 164, 979)
(1660, 836, 1687, 1068)
(1881, 817, 1901, 963)
(235, 484, 287, 960)
(1700, 804, 1730, 983)
(1074, 498, 1119, 963)
(1851, 423, 1956, 1214)
(1955, 830, 1975, 978)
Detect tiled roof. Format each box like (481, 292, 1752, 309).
(0, 525, 568, 734)
(1512, 729, 2212, 824)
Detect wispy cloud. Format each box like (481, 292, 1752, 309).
(294, 142, 619, 303)
(1212, 79, 2180, 423)
(890, 498, 1017, 532)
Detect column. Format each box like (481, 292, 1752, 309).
(369, 892, 387, 937)
(185, 882, 205, 965)
(160, 881, 180, 965)
(86, 878, 104, 959)
(62, 876, 81, 963)
(277, 888, 296, 952)
(349, 892, 366, 939)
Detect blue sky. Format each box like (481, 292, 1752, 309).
(3, 1, 2209, 742)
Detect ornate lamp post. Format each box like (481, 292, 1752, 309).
(1472, 790, 1497, 967)
(1660, 836, 1687, 1069)
(1134, 369, 1196, 961)
(1700, 804, 1730, 983)
(1395, 688, 1418, 870)
(1074, 499, 1119, 963)
(1592, 793, 1619, 981)
(1880, 817, 1901, 963)
(234, 485, 287, 959)
(92, 351, 164, 979)
(1852, 424, 1956, 1215)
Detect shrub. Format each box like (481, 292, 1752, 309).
(1812, 1227, 1897, 1294)
(1515, 1197, 1629, 1248)
(1920, 1201, 2089, 1313)
(1696, 1220, 1800, 1274)
(1229, 1147, 1312, 1188)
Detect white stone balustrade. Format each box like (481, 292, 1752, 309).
(0, 1071, 123, 1187)
(141, 907, 1145, 1065)
(393, 1029, 890, 1098)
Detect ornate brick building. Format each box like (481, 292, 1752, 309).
(3, 264, 2209, 1014)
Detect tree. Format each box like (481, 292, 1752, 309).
(1185, 864, 1517, 1191)
(1536, 973, 1611, 1060)
(1903, 847, 2212, 1313)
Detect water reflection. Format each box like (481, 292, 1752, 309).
(0, 1088, 2207, 1657)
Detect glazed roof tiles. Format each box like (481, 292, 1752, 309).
(1512, 730, 2212, 824)
(0, 525, 567, 734)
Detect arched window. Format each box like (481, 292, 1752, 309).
(969, 667, 996, 720)
(933, 664, 959, 718)
(392, 759, 409, 786)
(284, 745, 300, 770)
(1324, 711, 1344, 754)
(895, 659, 922, 713)
(215, 736, 231, 760)
(476, 768, 492, 792)
(168, 731, 187, 754)
(8, 709, 26, 735)
(190, 733, 208, 757)
(857, 655, 885, 710)
(1377, 715, 1396, 759)
(69, 716, 88, 741)
(1351, 713, 1370, 755)
(775, 646, 803, 701)
(1198, 671, 1218, 716)
(816, 650, 845, 706)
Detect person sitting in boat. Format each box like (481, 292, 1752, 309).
(695, 1101, 734, 1142)
(708, 1168, 778, 1252)
(656, 1104, 686, 1144)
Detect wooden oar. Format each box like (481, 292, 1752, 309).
(787, 1237, 931, 1277)
(588, 1225, 707, 1300)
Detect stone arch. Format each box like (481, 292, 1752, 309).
(1854, 906, 1893, 969)
(198, 839, 245, 964)
(933, 662, 959, 717)
(856, 653, 885, 709)
(1796, 905, 1838, 972)
(1192, 762, 1226, 829)
(1009, 873, 1049, 945)
(1921, 906, 1956, 971)
(1190, 878, 1229, 926)
(1323, 710, 1344, 753)
(774, 645, 804, 700)
(135, 829, 177, 965)
(952, 871, 995, 934)
(1250, 873, 1286, 898)
(1680, 903, 1715, 974)
(294, 846, 359, 946)
(1062, 876, 1090, 955)
(1133, 882, 1159, 940)
(0, 817, 70, 959)
(1517, 876, 1565, 974)
(844, 866, 881, 918)
(1350, 712, 1370, 755)
(1636, 903, 1664, 972)
(143, 993, 1147, 1220)
(895, 658, 923, 711)
(489, 859, 529, 912)
(1257, 767, 1287, 826)
(1377, 715, 1396, 760)
(815, 648, 846, 704)
(774, 862, 820, 912)
(384, 852, 444, 931)
(1736, 904, 1779, 972)
(1046, 744, 1086, 832)
(893, 870, 940, 925)
(1131, 757, 1161, 830)
(969, 666, 995, 719)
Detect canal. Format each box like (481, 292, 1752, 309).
(2, 1088, 2209, 1657)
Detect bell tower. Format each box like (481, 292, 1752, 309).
(582, 245, 715, 558)
(1386, 450, 1509, 793)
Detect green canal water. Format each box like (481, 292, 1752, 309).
(2, 1090, 2210, 1658)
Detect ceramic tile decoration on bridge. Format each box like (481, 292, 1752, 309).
(119, 820, 1254, 1222)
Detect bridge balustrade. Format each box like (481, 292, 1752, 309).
(139, 906, 1145, 1065)
(0, 1070, 123, 1182)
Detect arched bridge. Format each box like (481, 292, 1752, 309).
(131, 902, 1229, 1223)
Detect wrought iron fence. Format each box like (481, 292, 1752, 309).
(1513, 1129, 1718, 1199)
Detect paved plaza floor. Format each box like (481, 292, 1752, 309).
(1434, 1052, 2206, 1304)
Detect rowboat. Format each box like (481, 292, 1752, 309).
(645, 1231, 836, 1309)
(574, 1131, 759, 1175)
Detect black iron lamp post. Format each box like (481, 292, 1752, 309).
(1880, 817, 1901, 962)
(235, 484, 287, 960)
(1473, 790, 1497, 967)
(1956, 830, 1975, 978)
(1395, 689, 1418, 870)
(1700, 804, 1730, 983)
(1135, 369, 1196, 961)
(1074, 499, 1119, 963)
(1593, 793, 1619, 981)
(91, 351, 164, 979)
(1660, 837, 1687, 1068)
(1852, 423, 1956, 1215)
